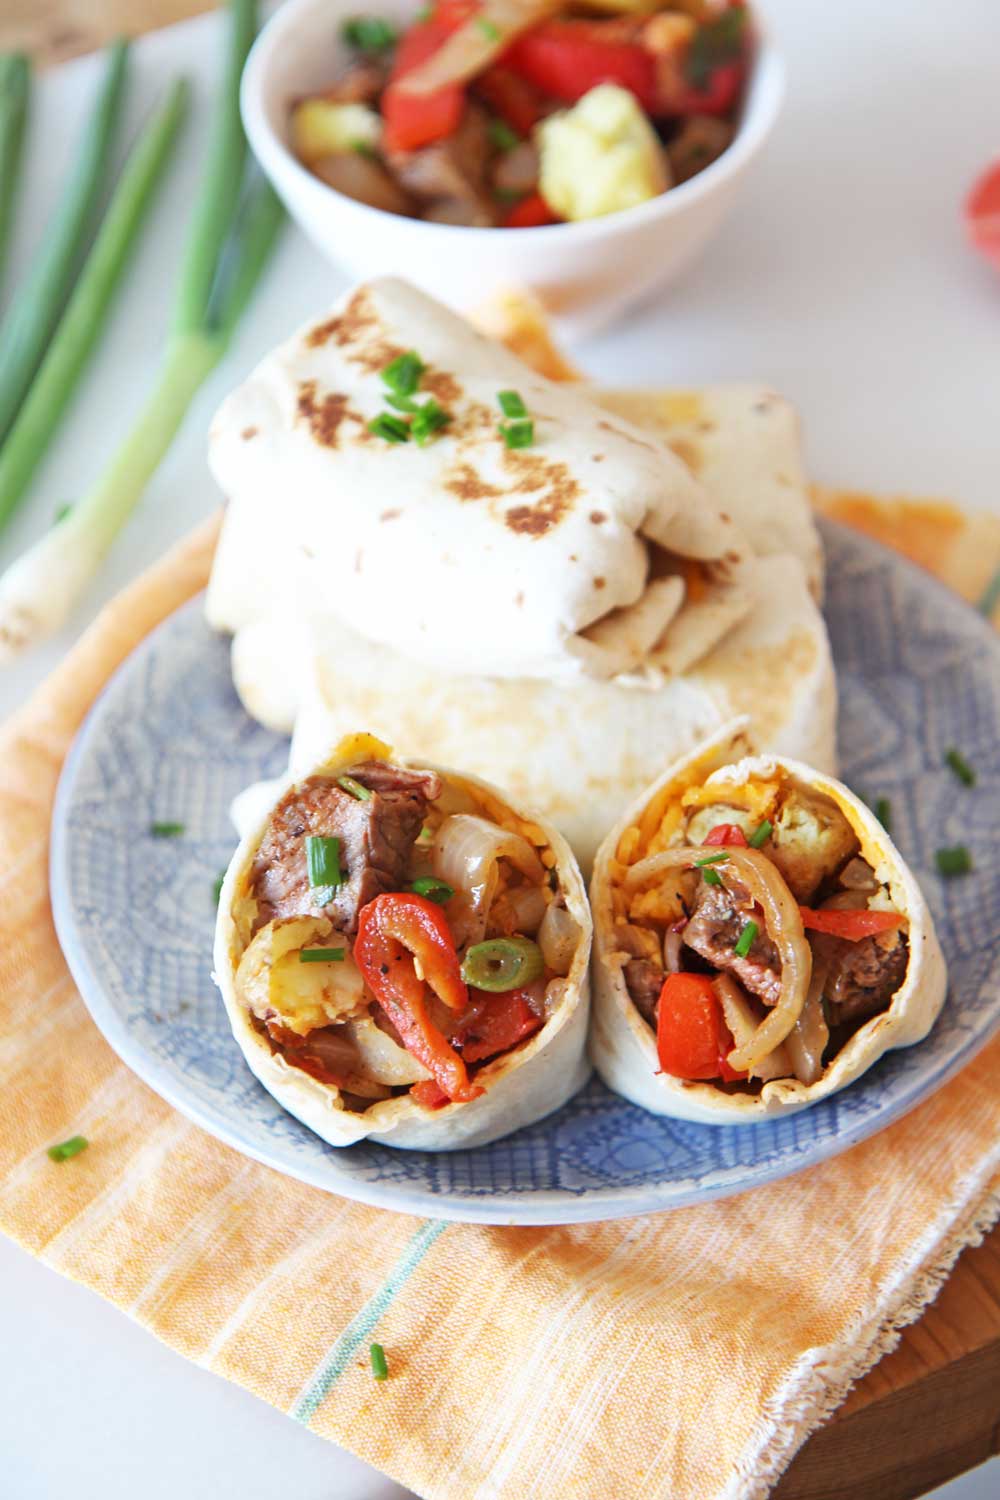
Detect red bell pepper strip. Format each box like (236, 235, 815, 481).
(798, 907, 903, 941)
(661, 60, 745, 118)
(475, 66, 549, 135)
(503, 191, 560, 228)
(354, 894, 484, 1103)
(656, 972, 746, 1082)
(382, 21, 465, 154)
(411, 1078, 452, 1109)
(505, 23, 659, 113)
(457, 988, 543, 1063)
(964, 158, 1000, 271)
(432, 0, 479, 30)
(702, 823, 749, 848)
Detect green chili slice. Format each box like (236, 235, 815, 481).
(337, 775, 372, 801)
(748, 819, 772, 849)
(733, 920, 758, 959)
(461, 936, 544, 992)
(410, 876, 454, 904)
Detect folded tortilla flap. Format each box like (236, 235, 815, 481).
(207, 278, 750, 682)
(589, 728, 947, 1124)
(215, 735, 592, 1151)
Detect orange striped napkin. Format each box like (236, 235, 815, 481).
(3, 372, 1000, 1495)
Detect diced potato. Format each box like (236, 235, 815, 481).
(684, 802, 760, 847)
(235, 916, 367, 1036)
(768, 790, 859, 902)
(291, 99, 382, 163)
(537, 84, 669, 222)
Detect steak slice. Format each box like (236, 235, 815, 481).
(251, 762, 441, 934)
(624, 958, 665, 1025)
(682, 879, 782, 1006)
(824, 930, 909, 1028)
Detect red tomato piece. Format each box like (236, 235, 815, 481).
(475, 66, 550, 135)
(663, 59, 745, 117)
(655, 972, 745, 1081)
(702, 823, 750, 847)
(382, 21, 465, 154)
(798, 907, 903, 941)
(965, 159, 1000, 270)
(503, 191, 560, 228)
(505, 23, 659, 113)
(457, 988, 543, 1063)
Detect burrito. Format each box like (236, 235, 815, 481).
(590, 723, 946, 1122)
(207, 277, 753, 684)
(214, 733, 591, 1150)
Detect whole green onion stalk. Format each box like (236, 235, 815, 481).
(0, 53, 31, 296)
(0, 41, 128, 447)
(0, 0, 283, 661)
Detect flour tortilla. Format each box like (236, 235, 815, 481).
(214, 733, 592, 1150)
(589, 722, 947, 1123)
(206, 277, 751, 683)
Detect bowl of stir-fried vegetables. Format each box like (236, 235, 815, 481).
(241, 0, 784, 334)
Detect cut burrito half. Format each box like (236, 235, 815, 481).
(207, 277, 752, 684)
(590, 722, 946, 1122)
(214, 733, 591, 1150)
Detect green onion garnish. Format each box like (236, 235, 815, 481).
(299, 947, 346, 963)
(47, 1134, 88, 1162)
(338, 775, 372, 801)
(944, 748, 976, 787)
(212, 870, 226, 904)
(936, 845, 972, 877)
(875, 797, 892, 832)
(55, 502, 73, 523)
(701, 866, 723, 887)
(411, 399, 450, 446)
(417, 824, 434, 845)
(342, 16, 397, 52)
(695, 851, 728, 866)
(410, 876, 454, 904)
(306, 834, 344, 902)
(368, 412, 410, 444)
(499, 418, 534, 449)
(497, 389, 527, 418)
(0, 53, 30, 299)
(150, 820, 185, 837)
(476, 16, 501, 40)
(370, 1342, 389, 1380)
(461, 936, 544, 992)
(381, 349, 424, 397)
(748, 820, 772, 849)
(488, 119, 519, 152)
(733, 920, 758, 959)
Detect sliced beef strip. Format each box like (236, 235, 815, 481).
(624, 957, 665, 1025)
(682, 878, 782, 1006)
(251, 762, 440, 935)
(824, 930, 909, 1028)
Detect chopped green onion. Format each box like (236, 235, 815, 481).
(417, 824, 434, 845)
(733, 920, 758, 959)
(381, 349, 424, 397)
(944, 748, 976, 787)
(748, 819, 772, 849)
(411, 399, 450, 446)
(476, 16, 501, 40)
(369, 412, 410, 444)
(0, 41, 128, 453)
(342, 16, 397, 52)
(695, 851, 728, 866)
(936, 845, 972, 878)
(370, 1342, 389, 1380)
(499, 418, 534, 449)
(47, 1135, 88, 1162)
(875, 797, 892, 832)
(351, 139, 379, 160)
(488, 119, 519, 152)
(0, 78, 189, 535)
(0, 53, 30, 297)
(701, 866, 723, 887)
(461, 936, 544, 992)
(212, 870, 226, 904)
(386, 391, 419, 413)
(306, 834, 344, 900)
(338, 775, 372, 801)
(299, 947, 346, 963)
(150, 820, 185, 837)
(497, 389, 527, 418)
(55, 502, 73, 524)
(410, 876, 454, 904)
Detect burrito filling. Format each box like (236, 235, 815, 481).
(234, 759, 581, 1112)
(612, 769, 909, 1088)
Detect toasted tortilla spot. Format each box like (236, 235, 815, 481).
(241, 425, 258, 441)
(506, 496, 570, 536)
(668, 436, 703, 474)
(423, 369, 462, 404)
(444, 463, 503, 502)
(380, 508, 402, 521)
(590, 510, 607, 524)
(514, 591, 525, 606)
(502, 449, 581, 516)
(296, 382, 365, 449)
(594, 576, 607, 589)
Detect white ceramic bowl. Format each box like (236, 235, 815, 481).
(242, 0, 786, 339)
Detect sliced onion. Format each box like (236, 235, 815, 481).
(433, 814, 545, 947)
(713, 974, 791, 1083)
(784, 953, 830, 1086)
(346, 1016, 431, 1086)
(538, 902, 579, 976)
(506, 884, 547, 935)
(394, 0, 563, 96)
(663, 928, 684, 974)
(624, 846, 812, 1070)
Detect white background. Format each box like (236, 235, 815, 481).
(1, 1, 998, 1495)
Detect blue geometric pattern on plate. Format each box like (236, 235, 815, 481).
(50, 522, 1000, 1224)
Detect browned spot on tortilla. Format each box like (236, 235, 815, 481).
(296, 381, 366, 449)
(696, 420, 717, 434)
(594, 576, 606, 589)
(719, 512, 731, 523)
(590, 510, 607, 524)
(514, 591, 524, 606)
(241, 425, 258, 441)
(500, 451, 580, 536)
(668, 436, 703, 474)
(303, 289, 405, 373)
(450, 399, 495, 443)
(597, 418, 656, 454)
(592, 454, 605, 463)
(423, 369, 462, 404)
(443, 463, 503, 502)
(380, 508, 402, 521)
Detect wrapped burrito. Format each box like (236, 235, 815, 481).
(214, 734, 591, 1151)
(207, 277, 753, 684)
(590, 723, 946, 1122)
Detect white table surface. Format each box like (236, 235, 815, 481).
(1, 1, 998, 1495)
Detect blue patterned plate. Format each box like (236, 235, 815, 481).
(50, 523, 1000, 1224)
